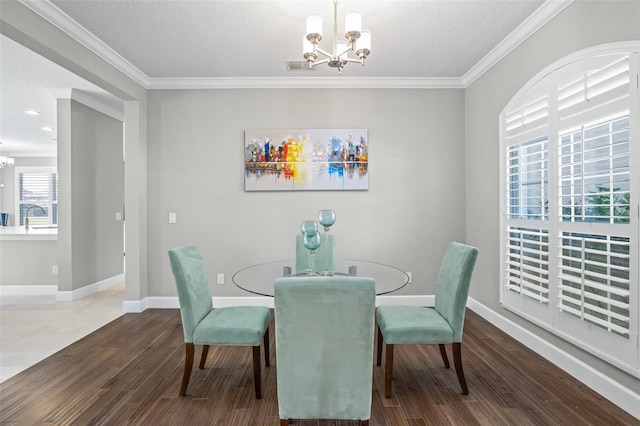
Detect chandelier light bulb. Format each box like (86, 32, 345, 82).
(356, 29, 371, 60)
(303, 37, 317, 63)
(345, 10, 361, 42)
(306, 14, 323, 41)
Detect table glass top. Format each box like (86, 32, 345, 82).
(232, 259, 409, 297)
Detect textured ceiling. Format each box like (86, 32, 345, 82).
(1, 0, 557, 156)
(49, 0, 545, 80)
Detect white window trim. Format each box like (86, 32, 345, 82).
(499, 42, 640, 377)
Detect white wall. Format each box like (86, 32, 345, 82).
(465, 0, 640, 397)
(147, 88, 466, 297)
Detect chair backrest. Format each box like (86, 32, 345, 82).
(434, 242, 479, 342)
(274, 276, 375, 421)
(168, 244, 213, 343)
(295, 233, 335, 273)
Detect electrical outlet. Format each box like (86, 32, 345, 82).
(406, 272, 412, 283)
(216, 273, 224, 285)
(52, 265, 58, 275)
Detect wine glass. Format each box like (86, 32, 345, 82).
(318, 210, 336, 232)
(301, 220, 319, 235)
(303, 231, 321, 274)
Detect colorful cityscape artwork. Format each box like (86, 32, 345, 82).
(244, 129, 368, 191)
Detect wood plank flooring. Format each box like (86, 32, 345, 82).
(0, 309, 636, 425)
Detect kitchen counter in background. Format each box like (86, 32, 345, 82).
(0, 226, 58, 240)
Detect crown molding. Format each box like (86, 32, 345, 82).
(462, 0, 573, 87)
(147, 77, 465, 90)
(23, 0, 572, 90)
(20, 0, 150, 88)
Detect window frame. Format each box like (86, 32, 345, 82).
(499, 43, 639, 377)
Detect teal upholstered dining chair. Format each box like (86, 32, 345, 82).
(295, 233, 335, 274)
(168, 244, 271, 398)
(274, 276, 376, 426)
(376, 242, 478, 398)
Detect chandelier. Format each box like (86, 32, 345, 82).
(303, 0, 371, 74)
(0, 156, 14, 168)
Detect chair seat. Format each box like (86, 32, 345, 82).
(376, 305, 454, 344)
(193, 306, 270, 346)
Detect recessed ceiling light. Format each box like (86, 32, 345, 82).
(41, 126, 54, 132)
(24, 110, 39, 115)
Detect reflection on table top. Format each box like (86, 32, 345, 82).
(232, 259, 409, 297)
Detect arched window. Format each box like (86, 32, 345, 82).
(499, 42, 639, 375)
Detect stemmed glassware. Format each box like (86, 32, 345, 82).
(301, 221, 321, 274)
(317, 210, 336, 275)
(318, 209, 336, 232)
(301, 220, 318, 235)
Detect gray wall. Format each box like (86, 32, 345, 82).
(57, 99, 124, 292)
(147, 88, 466, 297)
(0, 240, 57, 286)
(465, 0, 640, 394)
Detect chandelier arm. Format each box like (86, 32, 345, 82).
(336, 44, 353, 59)
(342, 58, 364, 65)
(314, 46, 333, 59)
(310, 58, 330, 67)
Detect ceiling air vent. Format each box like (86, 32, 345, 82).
(286, 61, 317, 72)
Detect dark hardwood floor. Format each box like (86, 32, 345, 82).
(0, 309, 636, 425)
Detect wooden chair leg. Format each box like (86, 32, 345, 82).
(439, 343, 450, 369)
(199, 345, 209, 369)
(264, 328, 270, 367)
(452, 342, 468, 395)
(384, 343, 394, 398)
(376, 325, 383, 366)
(252, 345, 262, 399)
(180, 343, 195, 396)
(362, 420, 370, 426)
(279, 419, 289, 426)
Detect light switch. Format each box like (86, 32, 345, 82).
(115, 212, 122, 221)
(169, 212, 177, 224)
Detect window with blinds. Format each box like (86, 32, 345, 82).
(559, 116, 631, 224)
(505, 227, 549, 303)
(500, 47, 638, 373)
(507, 136, 549, 221)
(17, 168, 58, 226)
(558, 232, 630, 338)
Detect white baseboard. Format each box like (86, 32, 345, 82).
(467, 297, 640, 421)
(122, 297, 149, 313)
(0, 284, 58, 296)
(55, 274, 124, 301)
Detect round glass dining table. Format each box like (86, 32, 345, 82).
(232, 259, 409, 297)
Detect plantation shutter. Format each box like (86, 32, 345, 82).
(500, 48, 638, 373)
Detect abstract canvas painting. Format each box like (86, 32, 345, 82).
(244, 129, 368, 191)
